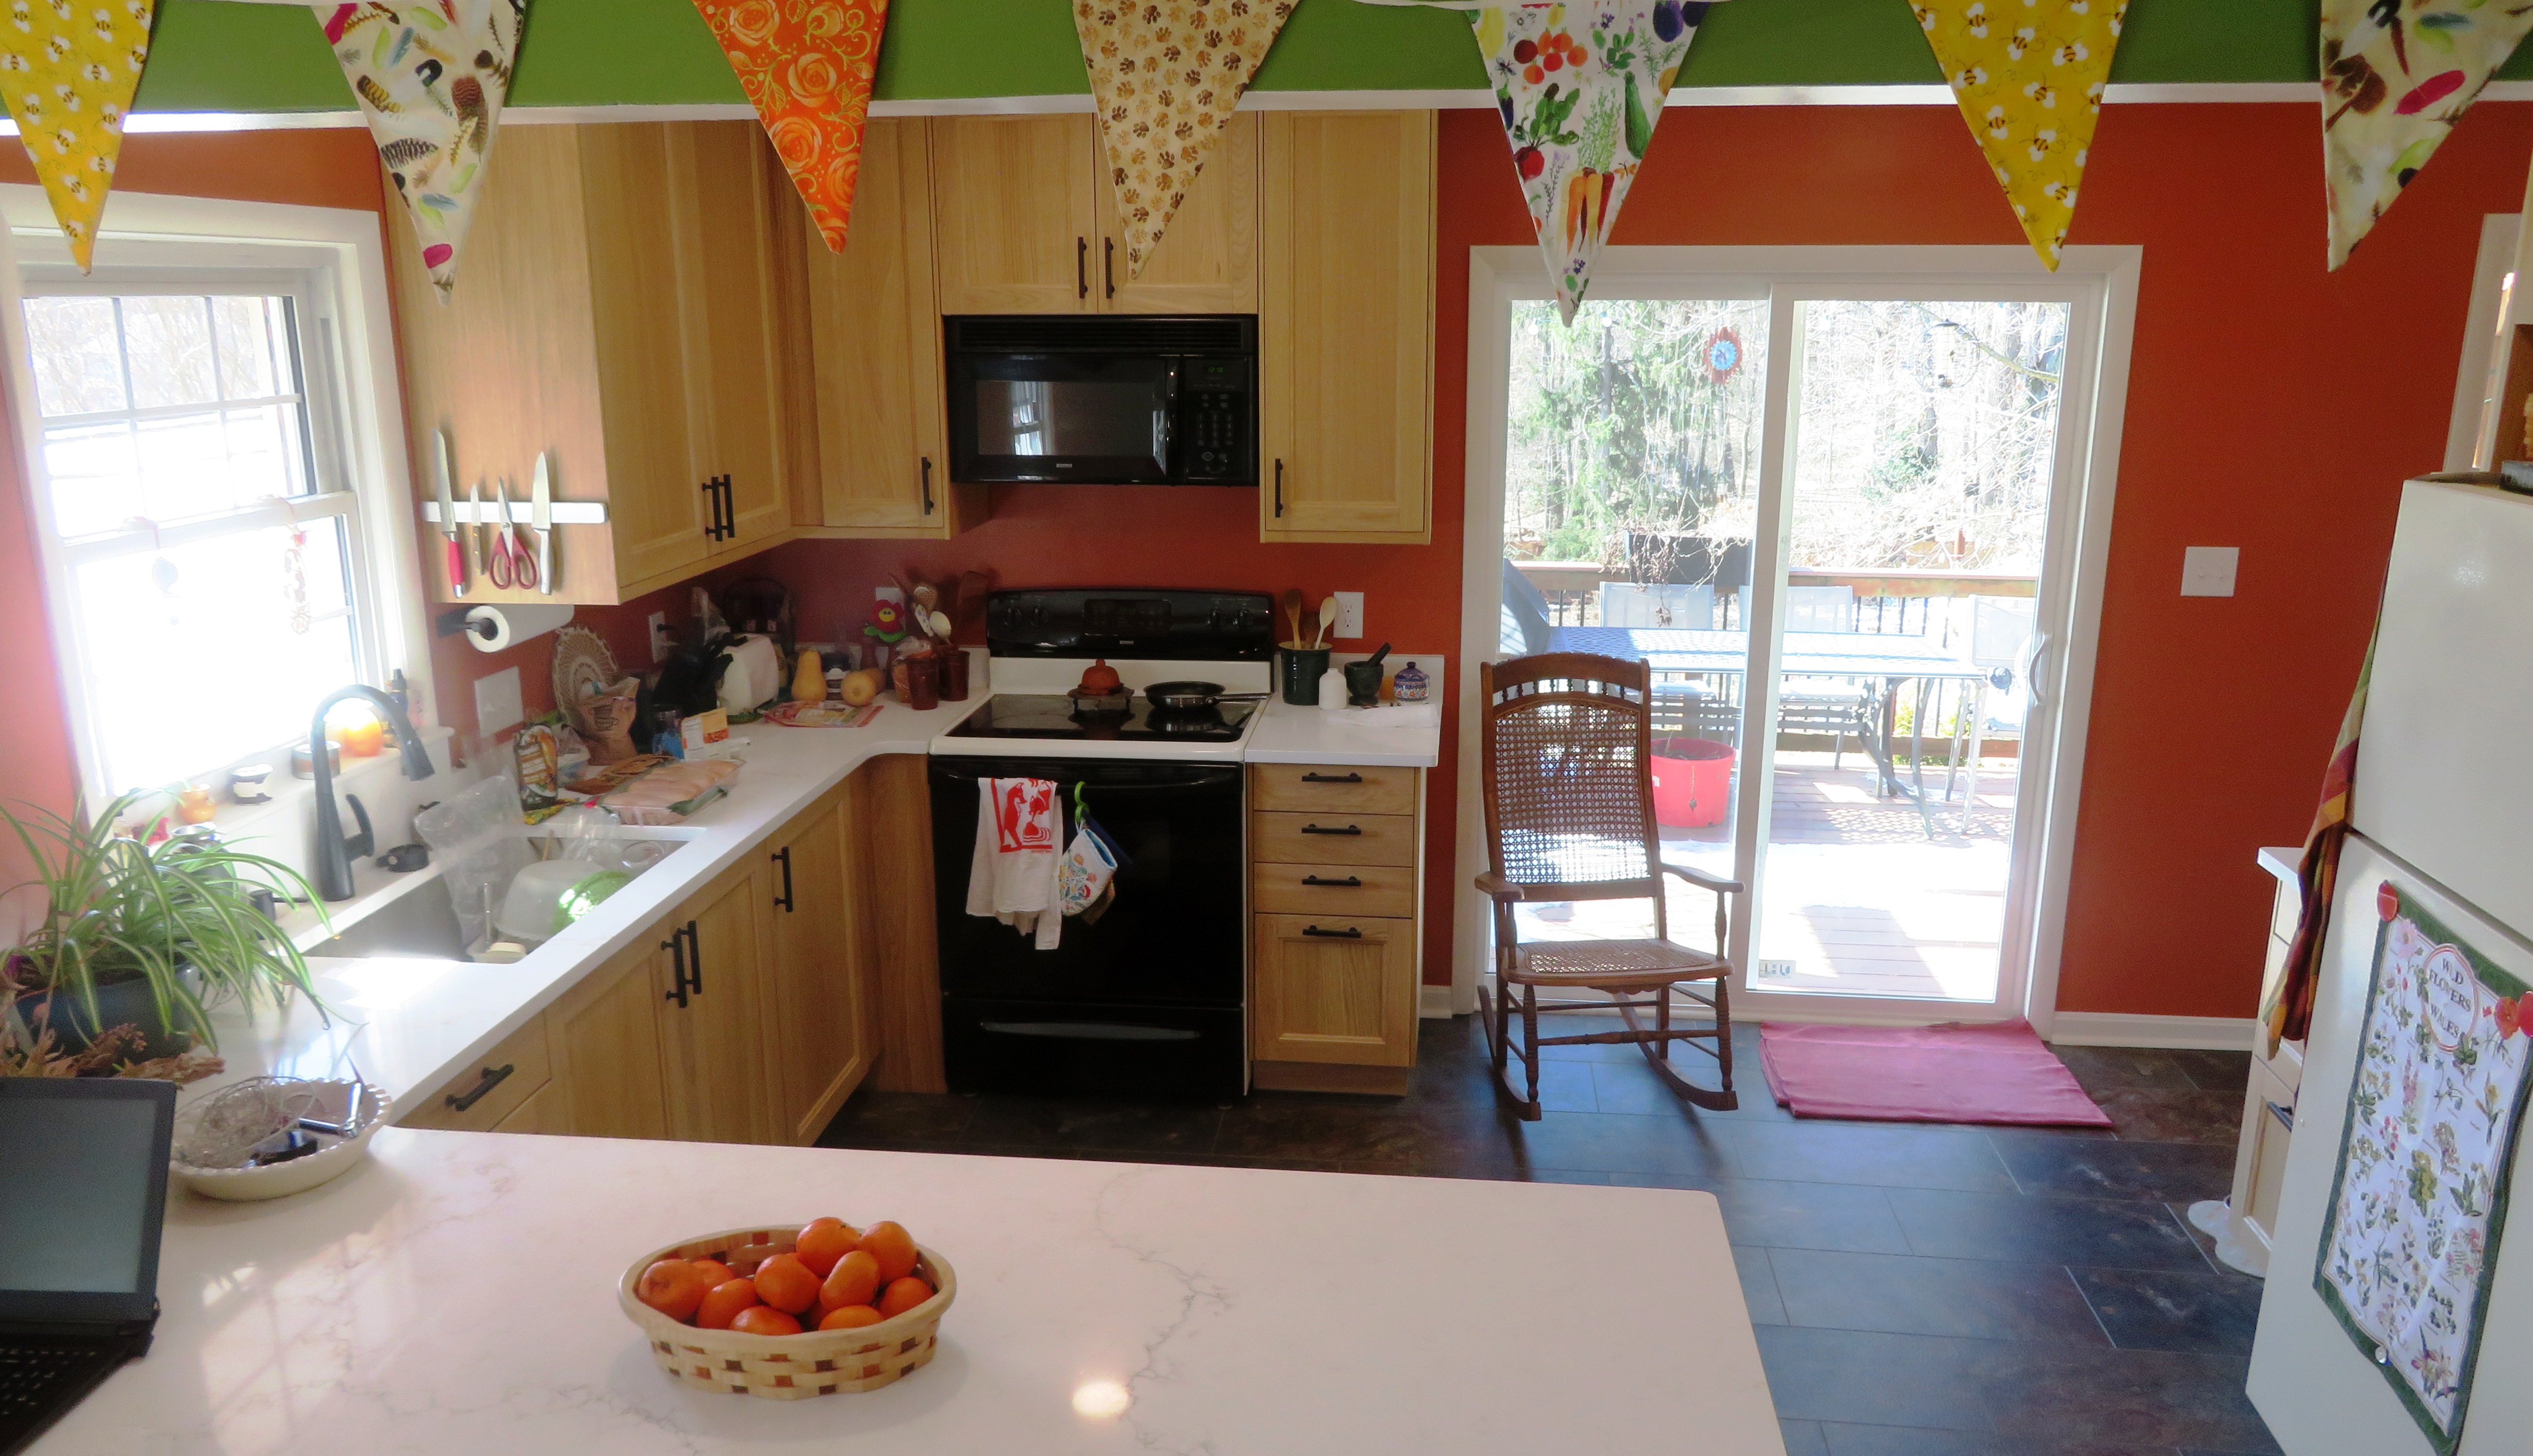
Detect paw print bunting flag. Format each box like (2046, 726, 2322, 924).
(2320, 0, 2533, 270)
(316, 0, 527, 300)
(0, 0, 157, 273)
(1072, 0, 1298, 283)
(692, 0, 890, 254)
(1911, 0, 2125, 272)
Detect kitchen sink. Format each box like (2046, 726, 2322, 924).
(314, 830, 691, 962)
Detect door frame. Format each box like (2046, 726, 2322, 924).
(1454, 244, 2141, 1035)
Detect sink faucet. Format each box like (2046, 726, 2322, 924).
(309, 685, 435, 902)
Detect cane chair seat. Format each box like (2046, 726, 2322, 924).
(1510, 938, 1729, 987)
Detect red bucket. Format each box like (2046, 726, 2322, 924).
(1650, 737, 1734, 828)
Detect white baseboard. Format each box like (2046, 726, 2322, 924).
(2046, 1012, 2258, 1052)
(1420, 986, 1456, 1019)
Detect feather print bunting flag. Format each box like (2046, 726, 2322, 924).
(2319, 0, 2533, 269)
(1912, 0, 2125, 271)
(692, 0, 890, 254)
(0, 0, 157, 273)
(316, 0, 527, 300)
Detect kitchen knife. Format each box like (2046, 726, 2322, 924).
(465, 478, 485, 586)
(434, 430, 465, 597)
(531, 453, 554, 595)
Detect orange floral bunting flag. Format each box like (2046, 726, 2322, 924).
(0, 0, 156, 272)
(692, 0, 890, 253)
(1073, 0, 1297, 280)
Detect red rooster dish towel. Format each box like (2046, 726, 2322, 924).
(967, 777, 1063, 949)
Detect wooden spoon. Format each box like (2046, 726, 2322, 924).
(1315, 594, 1339, 648)
(1282, 587, 1306, 649)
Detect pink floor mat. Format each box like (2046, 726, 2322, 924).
(1758, 1019, 2113, 1127)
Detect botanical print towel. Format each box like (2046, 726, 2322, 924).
(1072, 0, 1295, 281)
(316, 0, 527, 300)
(0, 0, 156, 272)
(692, 0, 888, 253)
(1911, 0, 2125, 271)
(2320, 0, 2533, 270)
(2317, 880, 2533, 1455)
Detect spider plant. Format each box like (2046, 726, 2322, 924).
(1, 792, 330, 1055)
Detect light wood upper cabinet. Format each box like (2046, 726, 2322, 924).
(761, 795, 872, 1142)
(544, 937, 675, 1142)
(801, 119, 978, 539)
(389, 120, 804, 602)
(1098, 113, 1260, 314)
(931, 115, 1101, 314)
(1260, 111, 1436, 544)
(656, 859, 776, 1146)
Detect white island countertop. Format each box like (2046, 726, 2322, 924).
(32, 1131, 1780, 1456)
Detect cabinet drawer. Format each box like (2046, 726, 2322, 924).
(1252, 811, 1417, 868)
(1251, 912, 1419, 1067)
(1250, 763, 1417, 817)
(2243, 1057, 2297, 1246)
(2269, 878, 2301, 943)
(402, 1018, 553, 1133)
(1251, 860, 1417, 919)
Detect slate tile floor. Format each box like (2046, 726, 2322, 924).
(818, 1015, 2279, 1456)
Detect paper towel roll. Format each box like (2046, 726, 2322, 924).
(463, 603, 574, 653)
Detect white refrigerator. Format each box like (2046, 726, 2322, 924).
(2248, 479, 2533, 1456)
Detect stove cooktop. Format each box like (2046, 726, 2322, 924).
(943, 693, 1259, 744)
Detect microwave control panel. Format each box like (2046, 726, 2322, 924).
(1178, 357, 1253, 483)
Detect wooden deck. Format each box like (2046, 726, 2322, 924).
(1512, 752, 2019, 1004)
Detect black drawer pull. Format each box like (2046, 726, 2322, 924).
(1301, 771, 1363, 784)
(771, 846, 794, 911)
(1302, 925, 1365, 939)
(1076, 236, 1088, 299)
(1300, 823, 1362, 836)
(683, 921, 703, 996)
(1302, 875, 1363, 887)
(2267, 1100, 2295, 1132)
(662, 931, 689, 1008)
(446, 1063, 515, 1112)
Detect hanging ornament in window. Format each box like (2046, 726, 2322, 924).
(283, 524, 312, 635)
(1703, 326, 1743, 386)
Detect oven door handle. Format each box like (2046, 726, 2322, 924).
(977, 1020, 1202, 1042)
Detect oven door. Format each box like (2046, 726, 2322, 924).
(946, 352, 1177, 483)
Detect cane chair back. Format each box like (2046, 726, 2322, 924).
(1479, 652, 1671, 943)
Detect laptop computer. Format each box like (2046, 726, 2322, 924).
(0, 1077, 175, 1456)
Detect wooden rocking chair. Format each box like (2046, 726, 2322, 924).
(1475, 652, 1744, 1120)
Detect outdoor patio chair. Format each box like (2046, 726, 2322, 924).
(1475, 652, 1743, 1121)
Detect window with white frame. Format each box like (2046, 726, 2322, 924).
(15, 245, 393, 797)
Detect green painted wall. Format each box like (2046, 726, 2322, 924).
(132, 0, 2533, 115)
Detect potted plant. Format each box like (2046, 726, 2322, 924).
(1, 792, 328, 1067)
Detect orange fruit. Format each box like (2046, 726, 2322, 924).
(695, 1278, 761, 1330)
(730, 1305, 802, 1337)
(818, 1304, 885, 1331)
(753, 1252, 821, 1315)
(877, 1275, 933, 1319)
(859, 1221, 919, 1284)
(688, 1258, 735, 1286)
(635, 1259, 713, 1322)
(794, 1218, 861, 1278)
(820, 1249, 881, 1311)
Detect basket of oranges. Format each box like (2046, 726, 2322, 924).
(619, 1217, 955, 1399)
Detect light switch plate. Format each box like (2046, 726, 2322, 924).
(2181, 546, 2239, 598)
(1333, 591, 1366, 640)
(473, 666, 523, 735)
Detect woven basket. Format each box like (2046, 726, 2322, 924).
(617, 1225, 957, 1400)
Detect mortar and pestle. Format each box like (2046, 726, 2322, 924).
(1342, 643, 1392, 707)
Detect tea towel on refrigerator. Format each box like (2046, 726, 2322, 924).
(967, 777, 1062, 949)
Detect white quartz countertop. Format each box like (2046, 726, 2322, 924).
(31, 1131, 1781, 1455)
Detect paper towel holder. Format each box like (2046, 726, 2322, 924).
(436, 607, 490, 642)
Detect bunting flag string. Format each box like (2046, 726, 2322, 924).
(692, 0, 889, 254)
(1072, 0, 1296, 282)
(1911, 0, 2125, 272)
(0, 0, 156, 273)
(317, 0, 527, 301)
(2320, 0, 2533, 270)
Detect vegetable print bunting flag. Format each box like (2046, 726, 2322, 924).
(1911, 0, 2125, 271)
(0, 0, 156, 273)
(2320, 0, 2533, 270)
(692, 0, 889, 254)
(1072, 0, 1296, 281)
(316, 0, 527, 301)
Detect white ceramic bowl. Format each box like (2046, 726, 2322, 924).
(171, 1081, 392, 1201)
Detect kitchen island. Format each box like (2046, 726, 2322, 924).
(31, 1129, 1782, 1455)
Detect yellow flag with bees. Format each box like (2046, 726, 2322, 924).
(1912, 0, 2126, 271)
(0, 0, 156, 273)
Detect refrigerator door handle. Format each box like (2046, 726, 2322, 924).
(2024, 632, 2052, 711)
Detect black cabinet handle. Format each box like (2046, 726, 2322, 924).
(445, 1063, 514, 1112)
(1302, 925, 1365, 939)
(1302, 874, 1363, 887)
(662, 932, 689, 1008)
(1273, 458, 1284, 517)
(772, 846, 794, 912)
(1300, 823, 1363, 836)
(1104, 236, 1116, 299)
(1076, 236, 1088, 299)
(683, 921, 703, 996)
(722, 476, 735, 538)
(1301, 771, 1363, 784)
(699, 479, 718, 541)
(699, 475, 732, 541)
(920, 456, 935, 514)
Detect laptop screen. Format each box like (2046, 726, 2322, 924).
(0, 1079, 175, 1325)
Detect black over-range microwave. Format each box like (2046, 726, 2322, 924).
(944, 315, 1255, 486)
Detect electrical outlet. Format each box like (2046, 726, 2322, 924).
(2180, 546, 2239, 598)
(647, 611, 670, 663)
(1333, 591, 1365, 640)
(473, 666, 523, 736)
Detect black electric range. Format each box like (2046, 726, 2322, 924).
(942, 693, 1259, 743)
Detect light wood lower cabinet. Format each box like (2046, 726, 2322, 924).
(762, 797, 874, 1141)
(1249, 763, 1425, 1093)
(1253, 914, 1419, 1068)
(655, 859, 777, 1146)
(400, 1017, 554, 1133)
(544, 934, 676, 1141)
